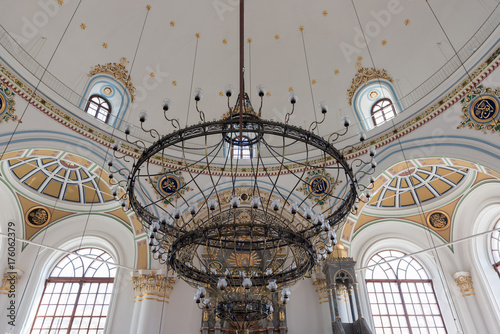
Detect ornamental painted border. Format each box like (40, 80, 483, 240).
(1, 47, 500, 176)
(0, 80, 17, 123)
(458, 85, 500, 132)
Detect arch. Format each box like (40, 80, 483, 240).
(80, 76, 131, 127)
(29, 248, 116, 333)
(85, 95, 111, 123)
(365, 249, 447, 333)
(492, 220, 500, 277)
(352, 80, 402, 131)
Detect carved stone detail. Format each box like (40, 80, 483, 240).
(0, 269, 22, 295)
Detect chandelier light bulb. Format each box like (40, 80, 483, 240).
(342, 115, 351, 127)
(162, 98, 172, 111)
(319, 101, 328, 114)
(271, 199, 281, 211)
(256, 84, 266, 97)
(242, 277, 253, 289)
(224, 84, 234, 97)
(112, 140, 121, 151)
(188, 202, 197, 215)
(371, 160, 378, 168)
(365, 191, 372, 199)
(251, 196, 261, 209)
(217, 277, 228, 291)
(329, 230, 337, 240)
(326, 246, 334, 254)
(173, 206, 182, 220)
(289, 202, 299, 214)
(321, 220, 330, 232)
(359, 131, 367, 142)
(111, 186, 119, 198)
(198, 286, 207, 298)
(120, 198, 127, 208)
(124, 124, 133, 135)
(107, 158, 114, 168)
(268, 279, 278, 292)
(266, 269, 273, 276)
(369, 146, 377, 157)
(138, 110, 148, 123)
(288, 91, 298, 104)
(304, 207, 313, 220)
(208, 198, 218, 210)
(370, 176, 376, 184)
(313, 214, 325, 225)
(159, 213, 168, 226)
(230, 196, 241, 208)
(225, 268, 231, 277)
(194, 88, 204, 101)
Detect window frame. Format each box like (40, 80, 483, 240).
(492, 220, 500, 278)
(232, 135, 253, 160)
(85, 95, 112, 124)
(29, 248, 115, 334)
(371, 98, 396, 126)
(365, 250, 447, 334)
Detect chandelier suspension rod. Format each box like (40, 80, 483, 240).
(239, 0, 244, 139)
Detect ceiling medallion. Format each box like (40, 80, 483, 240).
(109, 0, 376, 329)
(147, 170, 192, 206)
(458, 85, 500, 132)
(0, 82, 17, 123)
(347, 62, 393, 105)
(297, 170, 342, 208)
(102, 86, 114, 96)
(426, 210, 450, 230)
(26, 206, 51, 228)
(88, 58, 136, 101)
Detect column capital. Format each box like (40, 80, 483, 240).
(131, 269, 176, 302)
(453, 271, 475, 297)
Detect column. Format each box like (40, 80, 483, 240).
(336, 285, 350, 322)
(347, 285, 357, 321)
(129, 270, 175, 334)
(330, 283, 346, 334)
(453, 272, 488, 333)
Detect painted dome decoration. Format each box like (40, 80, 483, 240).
(369, 166, 469, 208)
(8, 157, 114, 204)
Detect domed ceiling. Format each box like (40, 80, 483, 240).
(1, 0, 498, 138)
(368, 165, 469, 208)
(8, 156, 114, 204)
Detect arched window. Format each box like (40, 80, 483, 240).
(371, 98, 396, 126)
(365, 250, 447, 334)
(492, 220, 500, 277)
(30, 248, 116, 334)
(85, 95, 111, 123)
(232, 136, 252, 159)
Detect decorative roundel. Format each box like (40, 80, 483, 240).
(368, 90, 380, 100)
(0, 93, 5, 115)
(158, 175, 181, 195)
(426, 210, 450, 230)
(308, 176, 330, 196)
(469, 95, 499, 123)
(102, 86, 114, 97)
(26, 206, 51, 228)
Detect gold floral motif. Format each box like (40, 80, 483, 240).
(88, 58, 136, 101)
(453, 272, 474, 297)
(347, 65, 394, 105)
(131, 271, 176, 300)
(312, 278, 329, 304)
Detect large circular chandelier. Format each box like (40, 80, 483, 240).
(110, 1, 376, 331)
